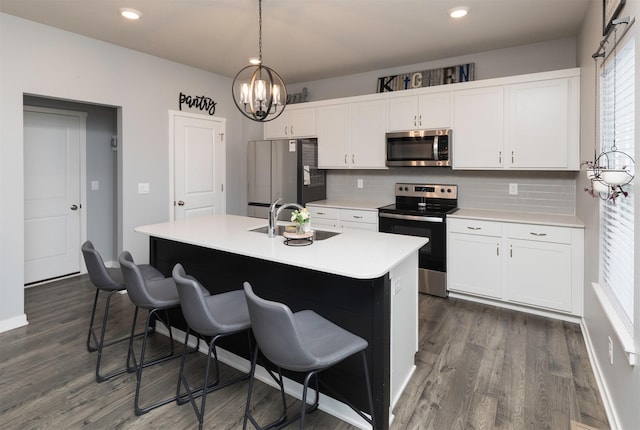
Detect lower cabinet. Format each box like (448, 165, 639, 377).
(447, 217, 583, 317)
(306, 205, 378, 231)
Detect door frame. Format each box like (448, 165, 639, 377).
(168, 110, 226, 221)
(23, 105, 87, 282)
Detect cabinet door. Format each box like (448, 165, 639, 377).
(507, 78, 574, 169)
(351, 99, 387, 168)
(507, 239, 572, 312)
(289, 108, 317, 137)
(447, 232, 503, 299)
(387, 96, 419, 131)
(317, 104, 350, 168)
(452, 86, 504, 169)
(341, 220, 378, 231)
(264, 113, 290, 139)
(418, 92, 451, 129)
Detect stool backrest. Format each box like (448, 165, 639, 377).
(172, 264, 225, 335)
(82, 241, 121, 290)
(243, 282, 315, 370)
(119, 251, 156, 308)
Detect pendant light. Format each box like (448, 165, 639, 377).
(232, 0, 287, 122)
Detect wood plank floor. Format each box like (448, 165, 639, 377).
(0, 275, 609, 429)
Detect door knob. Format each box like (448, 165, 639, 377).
(70, 204, 78, 210)
(177, 200, 185, 206)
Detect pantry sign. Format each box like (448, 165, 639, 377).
(377, 63, 474, 93)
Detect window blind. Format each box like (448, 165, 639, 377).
(599, 36, 635, 334)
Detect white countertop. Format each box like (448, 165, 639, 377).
(135, 214, 427, 279)
(306, 199, 392, 211)
(450, 208, 585, 228)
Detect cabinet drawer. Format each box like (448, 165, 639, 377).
(448, 218, 501, 236)
(306, 206, 339, 220)
(507, 224, 571, 244)
(341, 209, 378, 224)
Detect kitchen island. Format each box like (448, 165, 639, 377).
(135, 214, 427, 429)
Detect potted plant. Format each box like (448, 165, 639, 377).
(290, 208, 311, 233)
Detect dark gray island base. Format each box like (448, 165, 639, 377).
(149, 236, 390, 430)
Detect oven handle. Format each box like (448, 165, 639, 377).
(379, 212, 444, 223)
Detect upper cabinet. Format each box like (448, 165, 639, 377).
(263, 106, 317, 139)
(452, 71, 580, 170)
(387, 92, 451, 131)
(452, 86, 504, 169)
(318, 99, 387, 169)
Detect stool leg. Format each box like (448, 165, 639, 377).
(95, 290, 130, 382)
(86, 289, 101, 352)
(361, 351, 375, 430)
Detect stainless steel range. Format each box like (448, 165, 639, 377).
(378, 183, 458, 297)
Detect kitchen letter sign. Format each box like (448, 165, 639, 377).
(377, 63, 474, 93)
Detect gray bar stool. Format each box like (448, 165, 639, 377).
(242, 282, 375, 430)
(119, 251, 195, 415)
(172, 264, 253, 430)
(81, 240, 163, 383)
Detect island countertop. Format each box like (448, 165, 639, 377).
(134, 214, 427, 280)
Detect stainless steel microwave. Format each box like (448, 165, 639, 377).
(386, 128, 451, 167)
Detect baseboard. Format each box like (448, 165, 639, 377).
(579, 318, 621, 430)
(0, 313, 28, 333)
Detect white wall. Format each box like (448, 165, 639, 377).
(576, 1, 640, 429)
(287, 38, 578, 101)
(0, 13, 262, 330)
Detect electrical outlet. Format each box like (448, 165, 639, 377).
(138, 182, 150, 194)
(357, 178, 364, 189)
(509, 183, 518, 195)
(608, 336, 613, 364)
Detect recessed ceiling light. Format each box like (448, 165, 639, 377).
(249, 58, 262, 65)
(449, 6, 470, 19)
(119, 8, 142, 20)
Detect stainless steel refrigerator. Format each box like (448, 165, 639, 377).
(247, 138, 326, 220)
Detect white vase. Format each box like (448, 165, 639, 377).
(601, 169, 631, 186)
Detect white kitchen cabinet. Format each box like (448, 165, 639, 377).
(306, 204, 378, 231)
(305, 205, 339, 229)
(317, 100, 387, 169)
(506, 78, 579, 169)
(451, 86, 505, 169)
(447, 217, 583, 317)
(387, 92, 450, 131)
(350, 99, 387, 168)
(447, 219, 503, 299)
(264, 106, 317, 139)
(452, 73, 579, 170)
(506, 224, 573, 312)
(317, 104, 350, 168)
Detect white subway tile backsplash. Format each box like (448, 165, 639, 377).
(326, 169, 577, 215)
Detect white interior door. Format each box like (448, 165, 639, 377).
(171, 112, 226, 220)
(24, 107, 86, 284)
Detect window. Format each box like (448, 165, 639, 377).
(599, 36, 635, 335)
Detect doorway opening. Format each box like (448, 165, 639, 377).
(23, 95, 122, 285)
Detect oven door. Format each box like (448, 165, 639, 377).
(379, 212, 448, 297)
(378, 213, 446, 272)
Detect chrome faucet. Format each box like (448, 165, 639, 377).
(268, 198, 303, 238)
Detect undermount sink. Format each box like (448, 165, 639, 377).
(249, 225, 341, 241)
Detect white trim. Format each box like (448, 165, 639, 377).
(591, 282, 637, 366)
(0, 314, 28, 333)
(580, 317, 622, 430)
(448, 291, 582, 324)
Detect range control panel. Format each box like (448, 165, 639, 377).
(395, 183, 458, 199)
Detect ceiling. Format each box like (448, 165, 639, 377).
(0, 0, 590, 84)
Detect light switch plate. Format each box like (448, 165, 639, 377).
(91, 180, 99, 191)
(138, 182, 150, 194)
